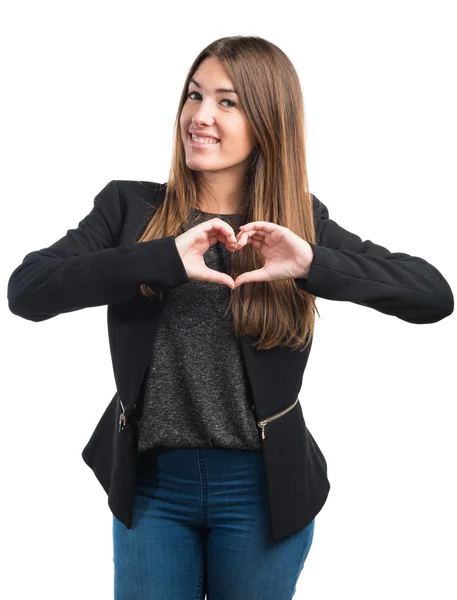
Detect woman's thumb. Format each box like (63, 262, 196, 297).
(201, 266, 235, 289)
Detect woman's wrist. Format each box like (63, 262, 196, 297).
(301, 242, 314, 279)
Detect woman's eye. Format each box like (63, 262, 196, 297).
(186, 91, 237, 108)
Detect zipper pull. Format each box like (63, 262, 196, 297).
(119, 403, 137, 432)
(119, 413, 126, 432)
(258, 421, 266, 440)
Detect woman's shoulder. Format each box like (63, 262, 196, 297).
(115, 180, 167, 209)
(116, 179, 166, 195)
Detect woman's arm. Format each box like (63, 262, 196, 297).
(7, 180, 190, 322)
(294, 194, 454, 324)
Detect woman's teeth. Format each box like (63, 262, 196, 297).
(191, 134, 219, 144)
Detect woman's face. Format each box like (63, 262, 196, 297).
(180, 57, 256, 176)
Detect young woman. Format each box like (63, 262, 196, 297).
(7, 36, 454, 599)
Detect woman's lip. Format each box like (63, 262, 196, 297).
(189, 132, 220, 148)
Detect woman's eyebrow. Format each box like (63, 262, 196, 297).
(189, 77, 238, 95)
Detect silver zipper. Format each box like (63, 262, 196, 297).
(257, 397, 299, 440)
(118, 397, 136, 432)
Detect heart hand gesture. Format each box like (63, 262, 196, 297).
(175, 218, 314, 289)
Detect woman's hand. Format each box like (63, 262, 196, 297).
(175, 218, 238, 289)
(233, 221, 314, 288)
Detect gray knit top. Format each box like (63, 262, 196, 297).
(136, 207, 262, 454)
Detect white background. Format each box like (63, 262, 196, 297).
(2, 1, 456, 598)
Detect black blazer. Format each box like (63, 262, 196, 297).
(7, 180, 454, 543)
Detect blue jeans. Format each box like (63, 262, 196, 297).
(113, 446, 315, 599)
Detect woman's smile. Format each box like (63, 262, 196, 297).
(189, 132, 221, 148)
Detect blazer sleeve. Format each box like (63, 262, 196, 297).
(7, 180, 190, 322)
(294, 194, 454, 324)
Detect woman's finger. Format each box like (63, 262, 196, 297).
(208, 218, 237, 242)
(206, 227, 237, 250)
(236, 230, 266, 248)
(239, 221, 280, 233)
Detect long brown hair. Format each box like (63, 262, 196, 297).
(137, 35, 320, 351)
